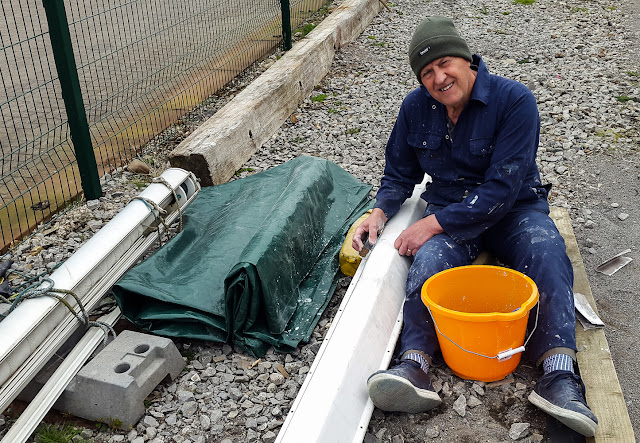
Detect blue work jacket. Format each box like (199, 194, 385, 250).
(374, 55, 551, 243)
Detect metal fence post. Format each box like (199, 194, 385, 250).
(42, 0, 102, 199)
(280, 0, 292, 50)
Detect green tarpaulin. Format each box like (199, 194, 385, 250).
(112, 156, 372, 356)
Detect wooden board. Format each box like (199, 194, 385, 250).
(550, 207, 635, 442)
(169, 0, 383, 186)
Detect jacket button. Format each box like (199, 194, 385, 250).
(432, 105, 436, 110)
(445, 135, 449, 139)
(423, 141, 427, 145)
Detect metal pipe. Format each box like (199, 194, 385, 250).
(42, 0, 101, 198)
(280, 0, 292, 50)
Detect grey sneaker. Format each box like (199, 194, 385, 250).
(367, 360, 441, 413)
(528, 370, 598, 437)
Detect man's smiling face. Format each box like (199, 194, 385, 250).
(419, 56, 476, 112)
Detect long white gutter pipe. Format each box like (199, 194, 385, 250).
(0, 168, 199, 399)
(1, 307, 122, 443)
(0, 182, 198, 414)
(276, 177, 428, 443)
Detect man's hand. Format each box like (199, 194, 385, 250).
(352, 208, 388, 252)
(394, 214, 444, 256)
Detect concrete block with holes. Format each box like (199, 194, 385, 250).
(53, 330, 184, 428)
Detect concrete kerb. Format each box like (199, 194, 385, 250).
(168, 0, 383, 186)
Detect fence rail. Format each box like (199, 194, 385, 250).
(1, 0, 326, 253)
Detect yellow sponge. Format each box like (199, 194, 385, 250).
(339, 210, 373, 277)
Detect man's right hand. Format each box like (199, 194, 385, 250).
(352, 208, 388, 252)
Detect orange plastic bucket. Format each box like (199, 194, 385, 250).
(421, 265, 539, 382)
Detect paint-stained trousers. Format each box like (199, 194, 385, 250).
(398, 205, 576, 366)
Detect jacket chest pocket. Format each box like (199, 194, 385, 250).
(408, 132, 444, 157)
(469, 137, 495, 157)
(408, 132, 445, 175)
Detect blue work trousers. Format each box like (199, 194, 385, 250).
(398, 205, 576, 365)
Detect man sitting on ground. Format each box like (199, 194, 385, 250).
(352, 16, 598, 437)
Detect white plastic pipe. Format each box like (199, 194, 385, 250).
(0, 169, 199, 390)
(1, 308, 122, 443)
(0, 171, 200, 414)
(276, 177, 428, 443)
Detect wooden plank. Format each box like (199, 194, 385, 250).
(168, 0, 383, 186)
(550, 207, 635, 443)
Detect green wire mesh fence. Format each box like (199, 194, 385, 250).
(1, 0, 328, 253)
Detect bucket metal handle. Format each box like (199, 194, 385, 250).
(427, 304, 539, 361)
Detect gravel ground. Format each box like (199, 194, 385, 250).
(1, 0, 639, 441)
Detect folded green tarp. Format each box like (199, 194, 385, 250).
(112, 156, 372, 356)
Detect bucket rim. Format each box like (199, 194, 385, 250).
(421, 265, 539, 323)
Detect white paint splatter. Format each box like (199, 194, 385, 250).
(488, 203, 503, 215)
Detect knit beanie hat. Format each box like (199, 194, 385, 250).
(408, 16, 472, 80)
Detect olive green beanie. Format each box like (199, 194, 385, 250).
(408, 16, 472, 80)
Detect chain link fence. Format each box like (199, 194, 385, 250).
(1, 0, 327, 253)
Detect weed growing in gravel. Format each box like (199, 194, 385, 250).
(234, 167, 255, 176)
(35, 423, 80, 443)
(130, 179, 149, 190)
(595, 128, 621, 140)
(513, 0, 535, 5)
(571, 7, 587, 12)
(346, 128, 361, 135)
(102, 418, 123, 429)
(293, 21, 317, 38)
(311, 94, 328, 103)
(316, 0, 333, 16)
(180, 348, 197, 363)
(301, 23, 316, 36)
(626, 71, 638, 77)
(503, 11, 511, 14)
(616, 96, 638, 103)
(479, 4, 489, 14)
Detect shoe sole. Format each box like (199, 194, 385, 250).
(528, 391, 598, 437)
(367, 372, 442, 413)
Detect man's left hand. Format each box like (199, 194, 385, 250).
(394, 214, 444, 256)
